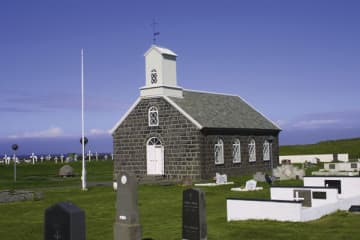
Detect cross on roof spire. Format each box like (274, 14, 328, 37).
(151, 19, 160, 44)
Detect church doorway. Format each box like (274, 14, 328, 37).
(146, 137, 164, 175)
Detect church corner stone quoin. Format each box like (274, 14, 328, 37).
(111, 45, 281, 183)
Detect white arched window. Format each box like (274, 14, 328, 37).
(148, 106, 159, 126)
(214, 139, 224, 165)
(248, 139, 256, 162)
(263, 140, 270, 161)
(232, 139, 241, 163)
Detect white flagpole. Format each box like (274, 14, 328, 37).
(81, 48, 87, 191)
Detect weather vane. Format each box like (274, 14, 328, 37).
(151, 19, 160, 44)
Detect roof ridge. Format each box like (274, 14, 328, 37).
(183, 88, 240, 97)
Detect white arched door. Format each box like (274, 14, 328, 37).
(146, 137, 164, 175)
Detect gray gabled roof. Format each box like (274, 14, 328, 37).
(168, 90, 280, 131)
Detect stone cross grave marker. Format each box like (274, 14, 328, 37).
(182, 188, 207, 240)
(44, 201, 85, 240)
(114, 172, 141, 240)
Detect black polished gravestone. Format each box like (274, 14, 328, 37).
(182, 188, 207, 240)
(114, 172, 141, 240)
(44, 201, 85, 240)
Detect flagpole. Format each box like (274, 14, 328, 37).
(81, 48, 87, 191)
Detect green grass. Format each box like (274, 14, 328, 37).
(1, 162, 360, 239)
(280, 137, 360, 159)
(0, 161, 113, 190)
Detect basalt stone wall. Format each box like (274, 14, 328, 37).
(200, 134, 279, 179)
(113, 97, 202, 182)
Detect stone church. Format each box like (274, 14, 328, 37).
(111, 45, 281, 182)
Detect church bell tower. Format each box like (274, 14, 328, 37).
(140, 45, 183, 98)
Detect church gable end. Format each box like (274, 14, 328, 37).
(113, 97, 202, 182)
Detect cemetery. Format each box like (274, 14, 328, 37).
(1, 158, 360, 240)
(312, 162, 360, 176)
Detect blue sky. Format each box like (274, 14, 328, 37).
(0, 0, 359, 154)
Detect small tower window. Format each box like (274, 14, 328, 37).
(232, 139, 241, 163)
(151, 69, 158, 84)
(248, 139, 256, 162)
(214, 138, 224, 165)
(263, 140, 270, 161)
(148, 106, 159, 126)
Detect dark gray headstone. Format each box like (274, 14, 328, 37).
(325, 179, 342, 194)
(44, 201, 85, 240)
(349, 205, 360, 213)
(182, 188, 207, 240)
(265, 174, 272, 185)
(293, 190, 312, 207)
(114, 172, 141, 240)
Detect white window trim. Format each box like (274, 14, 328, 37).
(214, 139, 224, 165)
(248, 139, 256, 162)
(232, 139, 241, 163)
(263, 140, 270, 161)
(148, 106, 159, 126)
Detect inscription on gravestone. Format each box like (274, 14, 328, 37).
(114, 172, 141, 240)
(44, 201, 85, 240)
(182, 188, 207, 240)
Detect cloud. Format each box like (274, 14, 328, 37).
(291, 119, 340, 129)
(283, 110, 360, 130)
(8, 127, 64, 139)
(89, 128, 110, 136)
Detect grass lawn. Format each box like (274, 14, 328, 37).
(0, 161, 360, 240)
(280, 138, 360, 159)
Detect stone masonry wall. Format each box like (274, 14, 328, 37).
(201, 134, 279, 179)
(113, 97, 202, 182)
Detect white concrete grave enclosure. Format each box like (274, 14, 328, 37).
(227, 176, 360, 222)
(312, 162, 360, 176)
(279, 153, 349, 164)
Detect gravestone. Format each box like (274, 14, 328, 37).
(349, 205, 360, 213)
(44, 201, 85, 240)
(253, 172, 266, 182)
(182, 188, 207, 240)
(59, 165, 74, 177)
(215, 173, 227, 184)
(245, 180, 257, 190)
(325, 179, 342, 194)
(293, 190, 312, 207)
(265, 174, 273, 185)
(114, 172, 141, 240)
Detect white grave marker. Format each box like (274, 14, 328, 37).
(245, 180, 257, 190)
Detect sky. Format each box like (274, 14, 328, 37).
(0, 0, 359, 155)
